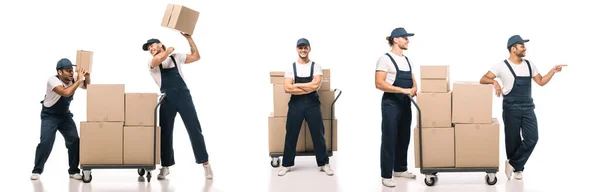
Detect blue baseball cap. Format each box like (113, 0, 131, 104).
(390, 27, 414, 38)
(56, 58, 76, 70)
(142, 38, 161, 51)
(296, 38, 310, 47)
(507, 35, 529, 48)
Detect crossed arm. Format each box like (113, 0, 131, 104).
(284, 75, 322, 95)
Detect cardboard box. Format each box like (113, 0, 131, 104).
(414, 127, 455, 168)
(420, 79, 449, 93)
(80, 122, 124, 165)
(320, 69, 331, 91)
(123, 126, 161, 165)
(87, 84, 125, 122)
(305, 119, 337, 151)
(454, 119, 500, 168)
(420, 65, 449, 79)
(416, 92, 452, 128)
(452, 81, 493, 124)
(76, 50, 93, 74)
(318, 90, 336, 119)
(268, 113, 306, 153)
(161, 4, 200, 35)
(125, 93, 158, 126)
(270, 71, 285, 84)
(272, 84, 290, 117)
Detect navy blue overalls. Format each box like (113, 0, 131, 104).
(158, 55, 209, 166)
(32, 75, 80, 175)
(502, 59, 538, 172)
(282, 62, 329, 167)
(380, 53, 413, 179)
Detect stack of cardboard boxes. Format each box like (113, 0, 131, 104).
(78, 4, 200, 166)
(77, 51, 161, 166)
(414, 66, 499, 169)
(268, 69, 338, 155)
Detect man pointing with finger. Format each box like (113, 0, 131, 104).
(480, 35, 566, 180)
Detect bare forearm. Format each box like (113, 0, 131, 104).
(540, 70, 556, 86)
(186, 37, 200, 59)
(65, 80, 83, 96)
(480, 76, 496, 84)
(376, 81, 407, 93)
(151, 49, 174, 68)
(285, 85, 310, 95)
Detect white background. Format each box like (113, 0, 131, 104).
(1, 0, 598, 191)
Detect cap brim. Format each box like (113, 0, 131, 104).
(142, 43, 151, 51)
(392, 33, 415, 38)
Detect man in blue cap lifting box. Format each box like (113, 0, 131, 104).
(31, 58, 90, 180)
(480, 35, 567, 180)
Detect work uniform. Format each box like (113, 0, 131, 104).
(148, 54, 209, 166)
(377, 53, 414, 179)
(32, 74, 83, 175)
(490, 59, 539, 172)
(281, 61, 329, 167)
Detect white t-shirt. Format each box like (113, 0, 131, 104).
(489, 59, 540, 95)
(376, 52, 415, 85)
(43, 74, 84, 107)
(284, 60, 323, 81)
(148, 53, 187, 88)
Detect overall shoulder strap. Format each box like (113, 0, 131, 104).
(404, 56, 412, 72)
(310, 62, 315, 77)
(169, 55, 178, 67)
(524, 59, 532, 77)
(385, 53, 401, 72)
(292, 62, 298, 83)
(503, 60, 517, 78)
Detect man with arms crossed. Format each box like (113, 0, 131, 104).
(375, 27, 418, 188)
(480, 35, 566, 180)
(277, 38, 334, 177)
(31, 58, 90, 180)
(142, 32, 213, 180)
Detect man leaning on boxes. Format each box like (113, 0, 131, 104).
(142, 31, 213, 180)
(277, 38, 335, 177)
(31, 58, 91, 180)
(480, 35, 567, 180)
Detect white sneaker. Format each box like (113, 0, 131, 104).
(69, 173, 82, 180)
(277, 166, 291, 176)
(30, 173, 40, 180)
(514, 171, 523, 180)
(320, 164, 334, 176)
(157, 167, 170, 180)
(393, 171, 417, 179)
(505, 160, 514, 180)
(382, 178, 396, 187)
(203, 164, 213, 179)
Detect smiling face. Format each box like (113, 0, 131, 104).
(147, 42, 164, 56)
(394, 36, 409, 50)
(296, 44, 311, 59)
(510, 43, 527, 57)
(58, 67, 74, 82)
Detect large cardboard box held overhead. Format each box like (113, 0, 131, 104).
(124, 126, 161, 165)
(76, 50, 93, 74)
(416, 92, 452, 128)
(161, 4, 200, 35)
(305, 118, 337, 151)
(268, 113, 306, 153)
(125, 93, 158, 126)
(414, 127, 455, 168)
(454, 119, 500, 168)
(87, 84, 125, 122)
(452, 81, 493, 124)
(80, 122, 124, 165)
